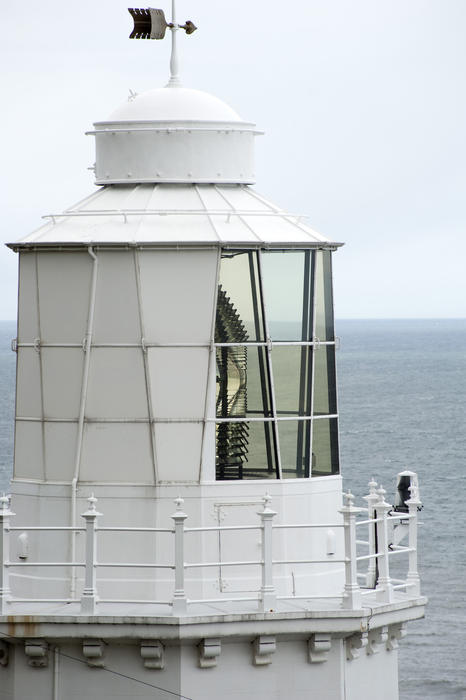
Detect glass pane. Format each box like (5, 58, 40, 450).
(216, 422, 277, 480)
(216, 251, 264, 341)
(311, 418, 339, 476)
(272, 346, 312, 417)
(216, 346, 271, 418)
(313, 346, 337, 416)
(315, 251, 334, 342)
(261, 250, 313, 340)
(277, 420, 311, 478)
(216, 343, 278, 480)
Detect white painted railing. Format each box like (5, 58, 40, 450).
(0, 477, 422, 616)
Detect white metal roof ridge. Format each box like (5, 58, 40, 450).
(9, 184, 342, 248)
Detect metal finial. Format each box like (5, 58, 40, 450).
(128, 4, 197, 88)
(87, 493, 98, 512)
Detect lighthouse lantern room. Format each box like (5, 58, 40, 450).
(0, 6, 425, 700)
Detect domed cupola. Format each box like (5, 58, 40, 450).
(90, 86, 260, 184)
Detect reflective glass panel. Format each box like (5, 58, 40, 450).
(315, 251, 334, 342)
(216, 346, 271, 418)
(313, 346, 337, 416)
(277, 420, 311, 478)
(272, 346, 312, 417)
(311, 418, 339, 476)
(216, 421, 278, 480)
(261, 250, 313, 340)
(217, 251, 264, 341)
(216, 344, 278, 480)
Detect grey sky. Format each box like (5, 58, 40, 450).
(2, 0, 466, 319)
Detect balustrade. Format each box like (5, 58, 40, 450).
(0, 475, 422, 616)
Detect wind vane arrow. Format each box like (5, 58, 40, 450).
(128, 5, 197, 87)
(128, 7, 197, 40)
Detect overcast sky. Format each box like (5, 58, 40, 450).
(2, 0, 466, 319)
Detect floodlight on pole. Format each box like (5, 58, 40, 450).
(128, 3, 197, 87)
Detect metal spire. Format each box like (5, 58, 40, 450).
(128, 4, 197, 88)
(167, 0, 180, 87)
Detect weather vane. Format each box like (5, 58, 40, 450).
(128, 3, 197, 87)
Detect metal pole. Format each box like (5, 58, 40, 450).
(362, 478, 378, 588)
(406, 482, 422, 597)
(259, 494, 277, 611)
(0, 495, 14, 615)
(167, 0, 181, 86)
(375, 486, 394, 603)
(80, 494, 101, 615)
(171, 497, 188, 614)
(340, 492, 362, 609)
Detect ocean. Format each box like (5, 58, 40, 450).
(0, 318, 465, 699)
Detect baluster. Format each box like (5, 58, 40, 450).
(171, 497, 188, 614)
(363, 478, 378, 588)
(406, 480, 422, 597)
(259, 494, 276, 612)
(0, 495, 14, 615)
(340, 491, 362, 609)
(80, 494, 101, 615)
(375, 486, 393, 603)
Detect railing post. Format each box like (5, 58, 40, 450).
(259, 494, 277, 612)
(375, 486, 394, 603)
(363, 478, 378, 588)
(80, 494, 101, 615)
(405, 480, 422, 597)
(340, 491, 362, 609)
(171, 497, 188, 615)
(0, 495, 14, 615)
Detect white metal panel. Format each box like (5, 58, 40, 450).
(154, 423, 203, 482)
(37, 252, 92, 343)
(15, 349, 42, 418)
(13, 422, 44, 480)
(242, 215, 314, 243)
(44, 423, 78, 481)
(135, 213, 218, 243)
(148, 347, 209, 419)
(147, 183, 204, 210)
(17, 252, 38, 342)
(79, 423, 154, 483)
(93, 251, 141, 344)
(139, 249, 217, 343)
(94, 130, 255, 185)
(41, 348, 84, 419)
(86, 348, 148, 420)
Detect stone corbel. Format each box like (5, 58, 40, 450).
(24, 639, 48, 668)
(253, 635, 276, 666)
(367, 626, 389, 655)
(82, 639, 105, 668)
(198, 638, 221, 668)
(346, 631, 368, 661)
(308, 634, 332, 663)
(386, 623, 407, 651)
(141, 640, 164, 669)
(0, 640, 9, 667)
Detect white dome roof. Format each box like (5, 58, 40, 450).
(100, 87, 246, 125)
